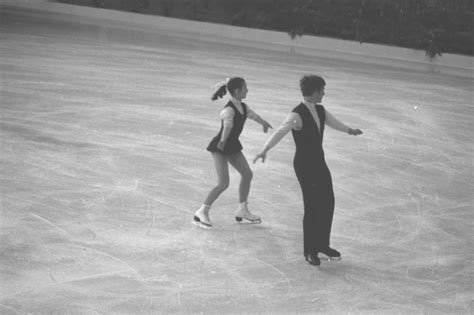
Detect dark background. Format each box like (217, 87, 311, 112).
(56, 0, 474, 57)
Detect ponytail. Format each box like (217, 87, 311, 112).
(211, 84, 227, 101)
(211, 77, 245, 101)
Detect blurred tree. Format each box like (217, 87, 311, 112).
(57, 0, 474, 56)
(93, 0, 105, 8)
(132, 0, 149, 12)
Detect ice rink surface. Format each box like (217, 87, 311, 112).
(1, 3, 473, 314)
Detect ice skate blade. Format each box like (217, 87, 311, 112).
(235, 216, 261, 224)
(318, 255, 342, 262)
(192, 220, 212, 229)
(192, 216, 212, 229)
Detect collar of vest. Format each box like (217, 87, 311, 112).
(226, 100, 246, 115)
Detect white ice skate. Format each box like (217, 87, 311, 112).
(235, 202, 261, 224)
(193, 206, 212, 229)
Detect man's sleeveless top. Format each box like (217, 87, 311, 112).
(291, 103, 331, 186)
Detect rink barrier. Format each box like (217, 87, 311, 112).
(2, 0, 473, 78)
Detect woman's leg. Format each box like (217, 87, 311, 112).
(203, 152, 230, 206)
(228, 152, 260, 223)
(228, 152, 253, 203)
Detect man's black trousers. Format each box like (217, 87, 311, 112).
(294, 162, 335, 255)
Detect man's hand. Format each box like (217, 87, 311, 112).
(253, 152, 267, 164)
(348, 128, 363, 136)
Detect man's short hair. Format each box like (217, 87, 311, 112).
(300, 75, 326, 96)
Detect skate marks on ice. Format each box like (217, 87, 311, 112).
(1, 3, 473, 314)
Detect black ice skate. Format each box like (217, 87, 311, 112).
(305, 253, 321, 266)
(318, 247, 342, 261)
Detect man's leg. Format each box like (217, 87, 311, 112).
(300, 182, 320, 253)
(317, 170, 341, 260)
(301, 183, 322, 266)
(318, 169, 335, 249)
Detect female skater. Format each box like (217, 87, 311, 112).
(254, 75, 362, 266)
(194, 77, 273, 228)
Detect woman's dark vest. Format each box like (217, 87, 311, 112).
(207, 101, 247, 155)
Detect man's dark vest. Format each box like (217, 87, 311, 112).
(291, 103, 327, 168)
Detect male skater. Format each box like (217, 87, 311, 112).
(254, 75, 363, 266)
